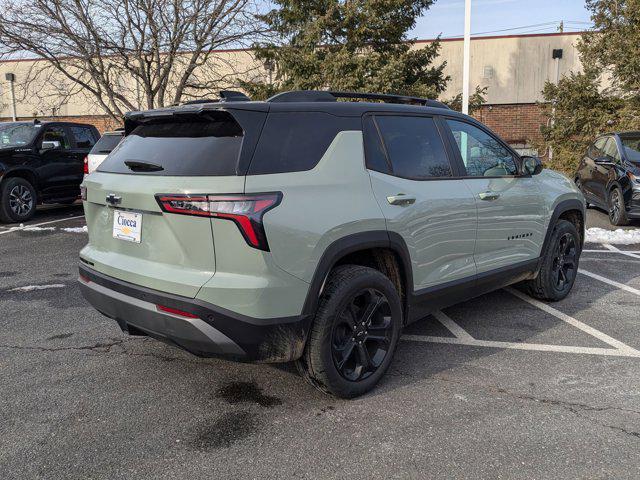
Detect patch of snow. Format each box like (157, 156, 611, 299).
(61, 226, 88, 233)
(585, 227, 640, 245)
(8, 284, 66, 292)
(6, 225, 56, 232)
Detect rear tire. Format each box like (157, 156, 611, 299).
(296, 265, 403, 398)
(608, 186, 629, 226)
(0, 177, 37, 223)
(519, 219, 580, 301)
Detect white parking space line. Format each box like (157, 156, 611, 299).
(582, 249, 640, 254)
(578, 269, 640, 297)
(402, 289, 640, 358)
(506, 287, 639, 354)
(0, 215, 85, 235)
(602, 243, 640, 260)
(432, 310, 474, 340)
(402, 334, 640, 357)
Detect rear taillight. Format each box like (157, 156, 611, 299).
(156, 304, 199, 318)
(83, 156, 89, 175)
(155, 192, 282, 251)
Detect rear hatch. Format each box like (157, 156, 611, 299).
(80, 107, 266, 298)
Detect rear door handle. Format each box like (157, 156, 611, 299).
(387, 194, 416, 206)
(478, 191, 500, 201)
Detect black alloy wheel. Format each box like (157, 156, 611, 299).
(331, 288, 393, 381)
(608, 187, 629, 226)
(552, 232, 577, 294)
(9, 184, 34, 217)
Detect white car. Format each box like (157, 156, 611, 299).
(84, 131, 123, 175)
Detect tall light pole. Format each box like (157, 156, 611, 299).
(462, 0, 471, 115)
(5, 73, 17, 121)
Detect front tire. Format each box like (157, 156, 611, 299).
(608, 186, 629, 226)
(0, 177, 37, 223)
(296, 265, 403, 398)
(520, 219, 580, 301)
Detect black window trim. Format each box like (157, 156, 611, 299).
(361, 112, 462, 181)
(439, 115, 528, 179)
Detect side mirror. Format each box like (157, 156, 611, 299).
(41, 140, 61, 151)
(594, 157, 615, 166)
(522, 155, 543, 176)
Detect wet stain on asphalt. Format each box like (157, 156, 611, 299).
(191, 410, 259, 450)
(47, 333, 74, 340)
(216, 381, 283, 408)
(0, 283, 87, 308)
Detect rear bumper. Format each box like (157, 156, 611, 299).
(78, 264, 311, 363)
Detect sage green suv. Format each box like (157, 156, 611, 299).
(79, 90, 585, 398)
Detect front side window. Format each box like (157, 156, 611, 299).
(41, 126, 71, 149)
(602, 137, 621, 162)
(371, 115, 452, 179)
(446, 119, 518, 177)
(590, 137, 608, 158)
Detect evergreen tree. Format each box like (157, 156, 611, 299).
(241, 0, 449, 100)
(540, 0, 640, 173)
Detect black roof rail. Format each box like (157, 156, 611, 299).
(182, 99, 219, 105)
(267, 90, 450, 108)
(180, 91, 251, 106)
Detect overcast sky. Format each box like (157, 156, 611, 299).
(411, 0, 592, 39)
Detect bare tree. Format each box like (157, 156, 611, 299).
(0, 0, 265, 121)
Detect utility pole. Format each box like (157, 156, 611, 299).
(549, 48, 563, 162)
(5, 73, 17, 121)
(462, 0, 472, 115)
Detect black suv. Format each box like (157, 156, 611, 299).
(0, 120, 100, 223)
(574, 131, 640, 225)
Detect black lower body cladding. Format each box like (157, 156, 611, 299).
(78, 265, 311, 363)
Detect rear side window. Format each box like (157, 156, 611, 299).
(90, 134, 123, 154)
(98, 113, 243, 176)
(371, 115, 452, 179)
(248, 112, 344, 175)
(70, 126, 97, 148)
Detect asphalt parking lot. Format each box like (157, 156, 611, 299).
(1, 205, 640, 479)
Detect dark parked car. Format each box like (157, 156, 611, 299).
(0, 120, 100, 223)
(574, 131, 640, 225)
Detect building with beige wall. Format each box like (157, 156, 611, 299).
(0, 31, 584, 149)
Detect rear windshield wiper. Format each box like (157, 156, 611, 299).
(124, 160, 164, 172)
(97, 149, 113, 153)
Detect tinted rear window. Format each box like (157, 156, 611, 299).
(374, 115, 452, 179)
(248, 112, 347, 175)
(90, 133, 123, 154)
(98, 113, 243, 176)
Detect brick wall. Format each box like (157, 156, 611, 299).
(0, 115, 121, 133)
(472, 103, 546, 145)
